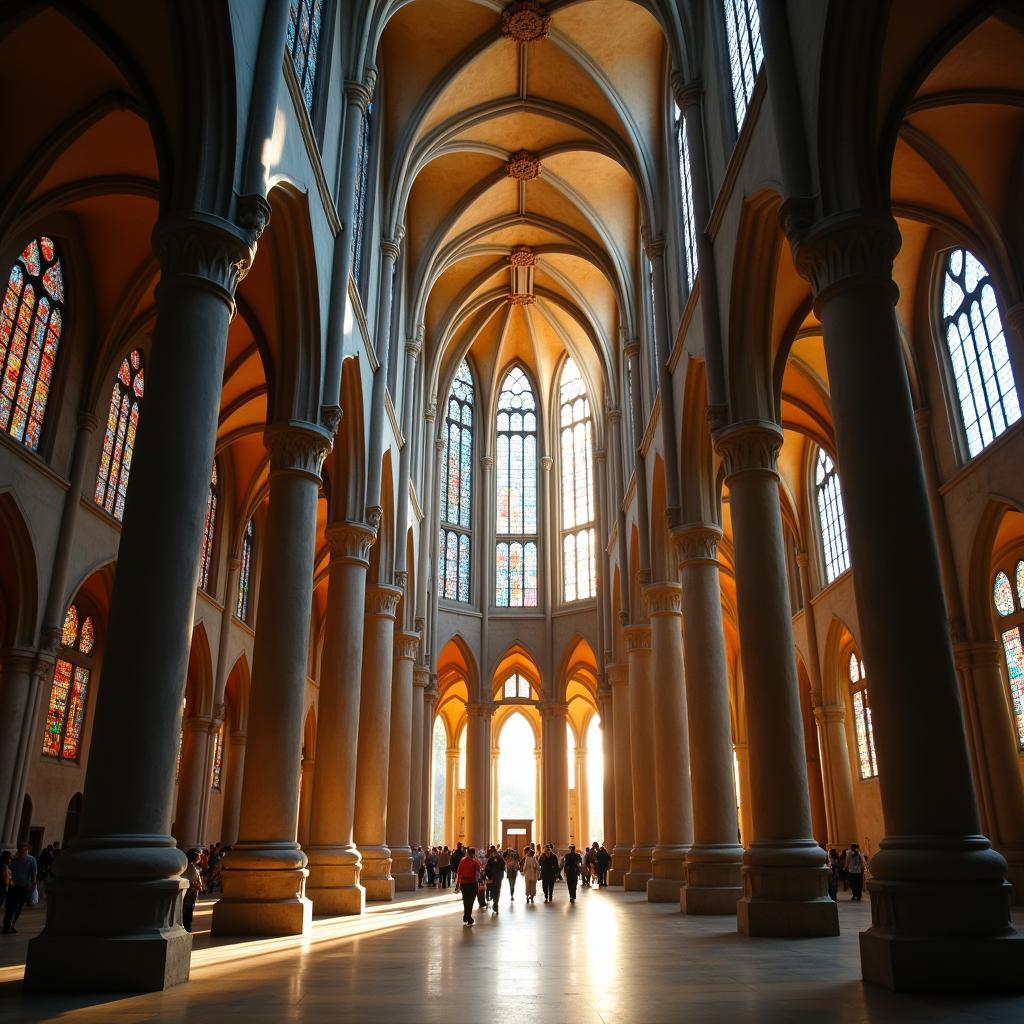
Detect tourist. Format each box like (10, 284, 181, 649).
(37, 843, 55, 883)
(561, 844, 584, 902)
(582, 843, 595, 888)
(504, 846, 520, 900)
(2, 843, 37, 934)
(522, 846, 539, 903)
(455, 846, 481, 925)
(426, 846, 438, 887)
(539, 843, 559, 903)
(827, 848, 841, 902)
(438, 846, 452, 888)
(1, 852, 12, 919)
(845, 843, 867, 901)
(450, 842, 464, 889)
(475, 847, 488, 909)
(182, 848, 204, 933)
(485, 846, 505, 912)
(596, 844, 611, 887)
(412, 845, 425, 887)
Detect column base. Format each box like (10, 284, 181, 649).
(1004, 848, 1024, 907)
(359, 845, 395, 902)
(624, 871, 651, 892)
(648, 844, 687, 901)
(212, 852, 312, 936)
(681, 885, 741, 915)
(736, 863, 839, 937)
(625, 846, 653, 891)
(364, 876, 396, 901)
(608, 846, 631, 885)
(306, 850, 365, 917)
(681, 855, 742, 915)
(390, 847, 417, 891)
(647, 877, 683, 902)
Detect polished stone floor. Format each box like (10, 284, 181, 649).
(2, 884, 1023, 1022)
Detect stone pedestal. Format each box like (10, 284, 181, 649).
(624, 625, 656, 891)
(387, 630, 420, 891)
(608, 664, 632, 885)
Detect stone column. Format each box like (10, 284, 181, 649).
(0, 653, 46, 849)
(673, 524, 743, 914)
(598, 684, 615, 850)
(221, 732, 246, 845)
(541, 702, 570, 850)
(534, 745, 543, 844)
(174, 715, 214, 848)
(624, 625, 656, 890)
(213, 422, 331, 937)
(464, 702, 491, 848)
(714, 421, 837, 937)
(422, 681, 438, 846)
(575, 746, 589, 847)
(444, 745, 460, 847)
(26, 214, 256, 993)
(408, 666, 429, 849)
(794, 213, 1022, 987)
(491, 746, 501, 843)
(353, 582, 403, 901)
(645, 582, 694, 901)
(608, 663, 633, 885)
(297, 754, 314, 848)
(387, 630, 419, 890)
(304, 521, 374, 915)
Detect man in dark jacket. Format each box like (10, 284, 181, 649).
(485, 846, 505, 912)
(596, 845, 612, 887)
(561, 844, 584, 902)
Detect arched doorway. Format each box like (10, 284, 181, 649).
(63, 792, 83, 846)
(497, 711, 536, 853)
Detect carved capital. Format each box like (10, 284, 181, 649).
(673, 523, 722, 566)
(501, 1, 551, 42)
(380, 237, 402, 263)
(434, 437, 445, 453)
(236, 193, 272, 243)
(594, 448, 606, 464)
(326, 520, 376, 564)
(344, 71, 376, 113)
(607, 406, 622, 425)
(624, 340, 641, 361)
(406, 338, 422, 360)
(394, 569, 409, 589)
(506, 150, 541, 180)
(643, 581, 682, 617)
(642, 232, 665, 261)
(414, 616, 425, 634)
(77, 410, 100, 432)
(672, 72, 703, 111)
(790, 213, 901, 310)
(3, 648, 39, 677)
(153, 214, 256, 299)
(413, 665, 431, 689)
(467, 701, 494, 719)
(320, 404, 343, 436)
(265, 422, 332, 481)
(541, 455, 553, 472)
(509, 292, 537, 306)
(480, 454, 494, 470)
(425, 402, 437, 424)
(366, 505, 383, 529)
(424, 682, 439, 703)
(795, 550, 810, 570)
(365, 583, 402, 619)
(606, 662, 628, 687)
(714, 419, 783, 480)
(212, 703, 227, 725)
(394, 630, 420, 662)
(953, 639, 1004, 671)
(508, 245, 536, 267)
(623, 624, 652, 653)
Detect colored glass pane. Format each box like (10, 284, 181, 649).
(211, 725, 224, 790)
(351, 102, 373, 287)
(559, 359, 596, 602)
(815, 448, 850, 584)
(1017, 560, 1024, 609)
(62, 667, 90, 760)
(676, 105, 699, 291)
(286, 0, 322, 115)
(61, 604, 79, 647)
(237, 518, 255, 622)
(43, 660, 72, 757)
(942, 248, 1019, 458)
(849, 650, 878, 779)
(439, 360, 473, 601)
(1001, 627, 1024, 750)
(723, 0, 764, 131)
(994, 571, 1015, 617)
(848, 652, 860, 684)
(78, 616, 94, 655)
(0, 236, 64, 450)
(200, 462, 218, 593)
(95, 349, 145, 521)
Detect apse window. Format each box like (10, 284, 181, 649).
(814, 447, 850, 584)
(439, 359, 473, 602)
(559, 358, 596, 603)
(42, 604, 95, 762)
(722, 0, 764, 132)
(848, 652, 878, 780)
(95, 349, 145, 521)
(993, 562, 1024, 750)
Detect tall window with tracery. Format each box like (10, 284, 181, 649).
(439, 359, 473, 602)
(42, 604, 95, 761)
(674, 104, 699, 291)
(199, 461, 218, 593)
(0, 236, 64, 450)
(815, 447, 850, 584)
(848, 652, 878, 780)
(352, 102, 373, 289)
(501, 673, 533, 700)
(722, 0, 764, 131)
(95, 349, 145, 521)
(286, 0, 323, 115)
(210, 723, 225, 790)
(993, 561, 1024, 750)
(236, 518, 256, 623)
(495, 365, 538, 608)
(559, 358, 596, 602)
(941, 248, 1020, 458)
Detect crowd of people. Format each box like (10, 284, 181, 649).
(826, 843, 868, 902)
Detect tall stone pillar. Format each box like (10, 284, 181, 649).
(297, 754, 314, 848)
(491, 746, 501, 843)
(0, 653, 47, 849)
(541, 702, 570, 850)
(794, 212, 1024, 988)
(213, 421, 331, 937)
(608, 663, 632, 885)
(221, 732, 246, 846)
(444, 746, 460, 847)
(387, 631, 419, 890)
(597, 683, 615, 851)
(644, 583, 694, 901)
(422, 681, 438, 846)
(353, 582, 403, 901)
(305, 521, 374, 915)
(534, 745, 543, 844)
(174, 715, 214, 848)
(673, 525, 743, 914)
(408, 666, 428, 849)
(464, 702, 491, 848)
(624, 625, 656, 890)
(575, 746, 590, 847)
(714, 420, 837, 937)
(25, 214, 256, 992)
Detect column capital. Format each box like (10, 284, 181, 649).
(365, 504, 383, 529)
(642, 231, 665, 261)
(344, 69, 377, 112)
(413, 666, 431, 689)
(815, 704, 847, 724)
(152, 214, 257, 300)
(424, 682, 439, 703)
(480, 454, 494, 471)
(466, 701, 494, 719)
(795, 549, 810, 570)
(2, 648, 40, 675)
(394, 630, 420, 662)
(790, 212, 901, 312)
(953, 639, 1004, 670)
(212, 702, 227, 724)
(606, 662, 628, 687)
(380, 236, 402, 263)
(265, 422, 332, 482)
(623, 624, 652, 652)
(434, 437, 445, 453)
(671, 72, 703, 111)
(643, 581, 682, 617)
(77, 410, 100, 432)
(607, 406, 622, 425)
(1003, 301, 1024, 335)
(714, 419, 783, 480)
(541, 455, 553, 472)
(405, 337, 422, 360)
(393, 569, 408, 589)
(365, 582, 403, 620)
(624, 339, 641, 360)
(326, 520, 376, 565)
(539, 701, 570, 719)
(594, 448, 606, 464)
(672, 522, 722, 566)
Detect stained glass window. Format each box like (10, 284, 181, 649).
(502, 673, 532, 700)
(994, 570, 1015, 617)
(176, 696, 187, 781)
(496, 365, 538, 607)
(941, 248, 1020, 458)
(286, 0, 322, 115)
(993, 557, 1024, 749)
(1018, 560, 1024, 608)
(200, 462, 218, 593)
(815, 447, 850, 584)
(42, 604, 94, 761)
(210, 723, 224, 790)
(439, 360, 473, 602)
(0, 236, 64, 450)
(848, 651, 878, 780)
(95, 349, 145, 521)
(675, 104, 699, 291)
(559, 358, 596, 603)
(1001, 627, 1024, 750)
(236, 517, 255, 623)
(722, 0, 764, 131)
(352, 101, 373, 289)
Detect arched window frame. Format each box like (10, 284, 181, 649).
(938, 247, 1020, 461)
(286, 0, 324, 118)
(847, 648, 878, 780)
(494, 363, 540, 609)
(497, 672, 537, 702)
(992, 558, 1024, 751)
(813, 446, 851, 586)
(439, 358, 475, 604)
(557, 357, 597, 604)
(351, 99, 375, 294)
(199, 461, 219, 594)
(673, 101, 699, 293)
(95, 348, 145, 521)
(0, 235, 65, 452)
(721, 0, 764, 133)
(236, 517, 256, 624)
(42, 603, 96, 763)
(210, 722, 225, 790)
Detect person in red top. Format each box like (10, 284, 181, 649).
(455, 846, 482, 925)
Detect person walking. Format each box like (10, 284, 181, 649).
(182, 848, 204, 933)
(412, 846, 425, 888)
(450, 842, 465, 890)
(426, 847, 438, 888)
(827, 848, 841, 902)
(475, 847, 488, 910)
(504, 846, 520, 901)
(456, 846, 482, 925)
(561, 844, 584, 902)
(596, 844, 611, 888)
(845, 843, 867, 901)
(2, 843, 37, 934)
(522, 846, 539, 904)
(438, 846, 452, 888)
(539, 844, 559, 903)
(485, 846, 505, 913)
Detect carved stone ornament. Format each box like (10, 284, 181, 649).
(480, 454, 494, 470)
(467, 701, 494, 719)
(671, 71, 703, 112)
(236, 193, 272, 243)
(509, 292, 537, 305)
(642, 233, 665, 261)
(541, 455, 553, 472)
(413, 666, 431, 689)
(366, 504, 383, 529)
(506, 150, 542, 181)
(606, 663, 628, 687)
(501, 1, 551, 43)
(714, 419, 783, 479)
(673, 523, 722, 566)
(320, 404, 343, 436)
(643, 581, 682, 617)
(365, 583, 402, 619)
(380, 237, 402, 263)
(623, 624, 652, 653)
(623, 340, 641, 361)
(394, 569, 409, 590)
(326, 520, 376, 563)
(508, 245, 537, 267)
(265, 423, 333, 479)
(414, 616, 425, 634)
(153, 215, 256, 297)
(395, 630, 420, 661)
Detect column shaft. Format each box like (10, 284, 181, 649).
(386, 631, 419, 889)
(444, 748, 459, 847)
(575, 748, 590, 848)
(297, 757, 314, 848)
(408, 667, 428, 849)
(608, 664, 633, 884)
(174, 716, 213, 849)
(0, 653, 44, 849)
(625, 625, 656, 890)
(598, 688, 615, 850)
(221, 733, 246, 845)
(464, 703, 491, 848)
(541, 703, 570, 850)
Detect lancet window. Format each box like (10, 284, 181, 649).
(501, 673, 534, 701)
(675, 104, 699, 291)
(95, 349, 145, 521)
(848, 652, 878, 780)
(439, 359, 474, 602)
(236, 518, 256, 623)
(815, 447, 850, 585)
(286, 0, 322, 115)
(42, 604, 95, 762)
(559, 358, 596, 603)
(199, 461, 218, 593)
(722, 0, 764, 131)
(352, 101, 373, 288)
(993, 561, 1024, 750)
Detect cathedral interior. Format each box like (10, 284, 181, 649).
(1, 0, 1024, 1019)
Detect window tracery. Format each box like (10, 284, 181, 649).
(439, 359, 473, 602)
(210, 723, 224, 790)
(286, 0, 323, 115)
(199, 461, 218, 594)
(848, 651, 878, 780)
(0, 236, 64, 450)
(559, 358, 596, 603)
(95, 349, 145, 521)
(993, 559, 1024, 750)
(500, 673, 533, 701)
(42, 604, 94, 762)
(352, 101, 373, 288)
(815, 447, 850, 584)
(722, 0, 764, 131)
(674, 104, 699, 291)
(236, 517, 255, 623)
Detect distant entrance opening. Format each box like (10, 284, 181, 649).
(501, 819, 532, 855)
(497, 710, 536, 831)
